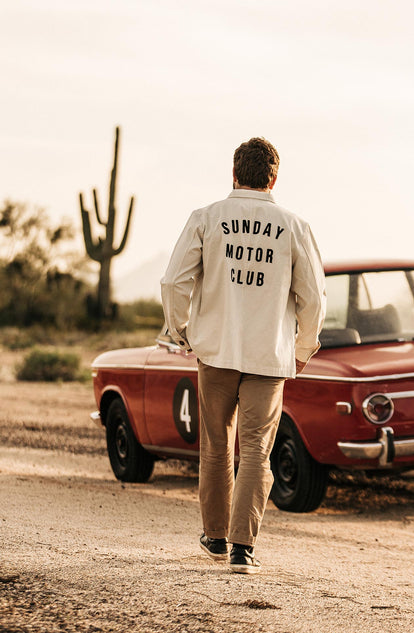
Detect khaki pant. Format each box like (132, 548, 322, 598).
(198, 361, 285, 547)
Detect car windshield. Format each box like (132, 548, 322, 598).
(320, 269, 414, 347)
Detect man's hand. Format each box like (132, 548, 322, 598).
(295, 359, 307, 374)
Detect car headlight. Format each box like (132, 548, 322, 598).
(362, 393, 394, 424)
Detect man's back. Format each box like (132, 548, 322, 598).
(162, 188, 325, 377)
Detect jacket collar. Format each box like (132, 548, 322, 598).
(228, 189, 275, 203)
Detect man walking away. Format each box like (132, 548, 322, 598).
(161, 137, 326, 574)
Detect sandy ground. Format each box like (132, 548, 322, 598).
(1, 358, 414, 632)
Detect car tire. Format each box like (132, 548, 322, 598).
(106, 398, 154, 483)
(269, 415, 328, 512)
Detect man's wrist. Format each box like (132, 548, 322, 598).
(295, 359, 307, 374)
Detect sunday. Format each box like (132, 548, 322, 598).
(221, 220, 284, 240)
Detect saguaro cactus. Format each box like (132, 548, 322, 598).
(79, 126, 134, 319)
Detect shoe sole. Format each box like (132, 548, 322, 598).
(199, 542, 229, 561)
(230, 563, 261, 574)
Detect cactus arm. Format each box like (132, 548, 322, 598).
(79, 193, 103, 262)
(112, 196, 134, 256)
(93, 189, 106, 226)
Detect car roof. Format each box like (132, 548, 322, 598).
(324, 260, 414, 275)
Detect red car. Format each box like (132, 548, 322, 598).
(91, 261, 414, 512)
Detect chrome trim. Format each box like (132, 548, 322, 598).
(299, 372, 414, 383)
(362, 393, 394, 425)
(386, 390, 414, 399)
(394, 438, 414, 456)
(378, 427, 394, 466)
(337, 426, 414, 463)
(336, 401, 352, 415)
(91, 365, 414, 382)
(145, 365, 198, 372)
(92, 363, 198, 372)
(91, 363, 146, 370)
(90, 411, 102, 427)
(338, 440, 383, 460)
(142, 444, 199, 458)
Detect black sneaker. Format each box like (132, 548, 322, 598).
(229, 544, 261, 574)
(199, 533, 229, 560)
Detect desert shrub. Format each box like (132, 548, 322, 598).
(16, 349, 84, 382)
(115, 299, 164, 331)
(0, 200, 92, 330)
(0, 327, 35, 350)
(85, 328, 161, 351)
(78, 298, 165, 332)
(0, 326, 161, 351)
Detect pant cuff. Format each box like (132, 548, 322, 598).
(229, 535, 256, 547)
(204, 528, 229, 539)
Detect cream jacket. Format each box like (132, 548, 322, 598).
(161, 189, 326, 378)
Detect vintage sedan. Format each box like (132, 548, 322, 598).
(91, 261, 414, 512)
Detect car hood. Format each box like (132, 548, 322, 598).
(92, 346, 156, 368)
(307, 341, 414, 379)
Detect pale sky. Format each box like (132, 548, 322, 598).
(1, 0, 413, 281)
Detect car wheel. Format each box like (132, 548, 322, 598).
(269, 415, 328, 512)
(106, 398, 154, 483)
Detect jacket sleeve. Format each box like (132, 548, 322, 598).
(291, 224, 326, 363)
(160, 211, 204, 350)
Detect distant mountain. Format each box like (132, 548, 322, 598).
(113, 252, 170, 303)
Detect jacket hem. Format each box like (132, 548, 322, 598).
(196, 354, 294, 378)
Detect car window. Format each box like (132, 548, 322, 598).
(356, 276, 371, 310)
(324, 275, 349, 329)
(321, 269, 414, 347)
(360, 271, 414, 333)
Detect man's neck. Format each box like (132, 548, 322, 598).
(234, 184, 271, 193)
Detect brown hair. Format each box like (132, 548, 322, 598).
(233, 137, 280, 189)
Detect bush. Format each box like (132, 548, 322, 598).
(16, 349, 84, 382)
(115, 299, 164, 331)
(0, 201, 92, 330)
(0, 327, 35, 350)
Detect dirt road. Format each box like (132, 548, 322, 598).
(1, 380, 414, 633)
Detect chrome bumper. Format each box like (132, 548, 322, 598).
(338, 427, 414, 466)
(90, 410, 102, 428)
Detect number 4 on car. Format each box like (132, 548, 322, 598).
(91, 261, 414, 512)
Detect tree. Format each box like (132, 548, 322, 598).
(0, 201, 90, 328)
(79, 126, 135, 320)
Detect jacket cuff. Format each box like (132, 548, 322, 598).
(170, 328, 192, 351)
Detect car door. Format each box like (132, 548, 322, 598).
(144, 340, 200, 457)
